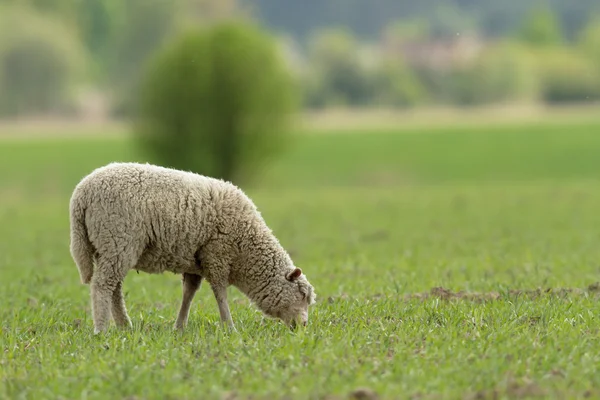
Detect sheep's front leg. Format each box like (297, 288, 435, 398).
(111, 280, 132, 329)
(198, 242, 236, 331)
(211, 284, 236, 331)
(174, 273, 203, 330)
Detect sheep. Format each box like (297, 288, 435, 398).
(69, 162, 316, 334)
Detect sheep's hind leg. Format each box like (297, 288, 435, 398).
(90, 269, 118, 334)
(111, 281, 132, 329)
(91, 253, 137, 334)
(210, 284, 236, 331)
(174, 273, 203, 330)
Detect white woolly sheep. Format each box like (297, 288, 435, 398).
(69, 162, 316, 334)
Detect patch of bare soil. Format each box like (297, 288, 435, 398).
(405, 282, 600, 303)
(348, 388, 380, 400)
(464, 381, 546, 400)
(326, 282, 600, 304)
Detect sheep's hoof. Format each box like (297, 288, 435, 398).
(116, 322, 132, 330)
(93, 325, 110, 335)
(173, 324, 185, 332)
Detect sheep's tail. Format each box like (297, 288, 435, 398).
(69, 194, 94, 285)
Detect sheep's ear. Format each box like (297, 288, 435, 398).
(286, 267, 302, 281)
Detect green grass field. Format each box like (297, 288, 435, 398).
(3, 117, 600, 399)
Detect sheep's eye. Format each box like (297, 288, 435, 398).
(300, 289, 307, 300)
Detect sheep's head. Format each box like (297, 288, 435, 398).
(260, 267, 316, 329)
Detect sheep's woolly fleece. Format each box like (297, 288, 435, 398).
(69, 162, 316, 333)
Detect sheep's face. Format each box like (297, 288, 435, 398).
(264, 267, 316, 329)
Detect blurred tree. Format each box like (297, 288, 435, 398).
(0, 6, 86, 117)
(382, 20, 431, 43)
(135, 22, 297, 185)
(246, 0, 598, 42)
(447, 42, 539, 105)
(7, 0, 600, 47)
(428, 2, 476, 38)
(374, 58, 427, 108)
(178, 0, 242, 25)
(305, 29, 376, 108)
(16, 0, 77, 21)
(106, 0, 244, 117)
(534, 48, 600, 103)
(77, 0, 123, 77)
(107, 0, 177, 116)
(578, 15, 600, 69)
(518, 6, 563, 47)
(3, 0, 124, 81)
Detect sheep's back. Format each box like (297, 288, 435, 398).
(73, 162, 226, 273)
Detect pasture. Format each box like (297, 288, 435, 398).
(2, 115, 600, 399)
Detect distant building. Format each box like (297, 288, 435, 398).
(382, 34, 484, 70)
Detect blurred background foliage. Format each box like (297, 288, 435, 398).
(135, 21, 297, 184)
(0, 0, 598, 118)
(1, 0, 600, 182)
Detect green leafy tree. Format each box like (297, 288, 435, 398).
(447, 42, 539, 105)
(305, 29, 376, 108)
(374, 59, 426, 108)
(0, 6, 86, 116)
(106, 0, 243, 116)
(534, 48, 600, 103)
(518, 6, 563, 47)
(107, 0, 177, 116)
(578, 15, 600, 71)
(135, 22, 297, 185)
(77, 0, 123, 73)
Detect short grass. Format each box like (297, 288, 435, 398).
(3, 118, 600, 399)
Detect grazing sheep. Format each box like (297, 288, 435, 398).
(69, 162, 316, 334)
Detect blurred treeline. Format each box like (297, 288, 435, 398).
(0, 0, 599, 120)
